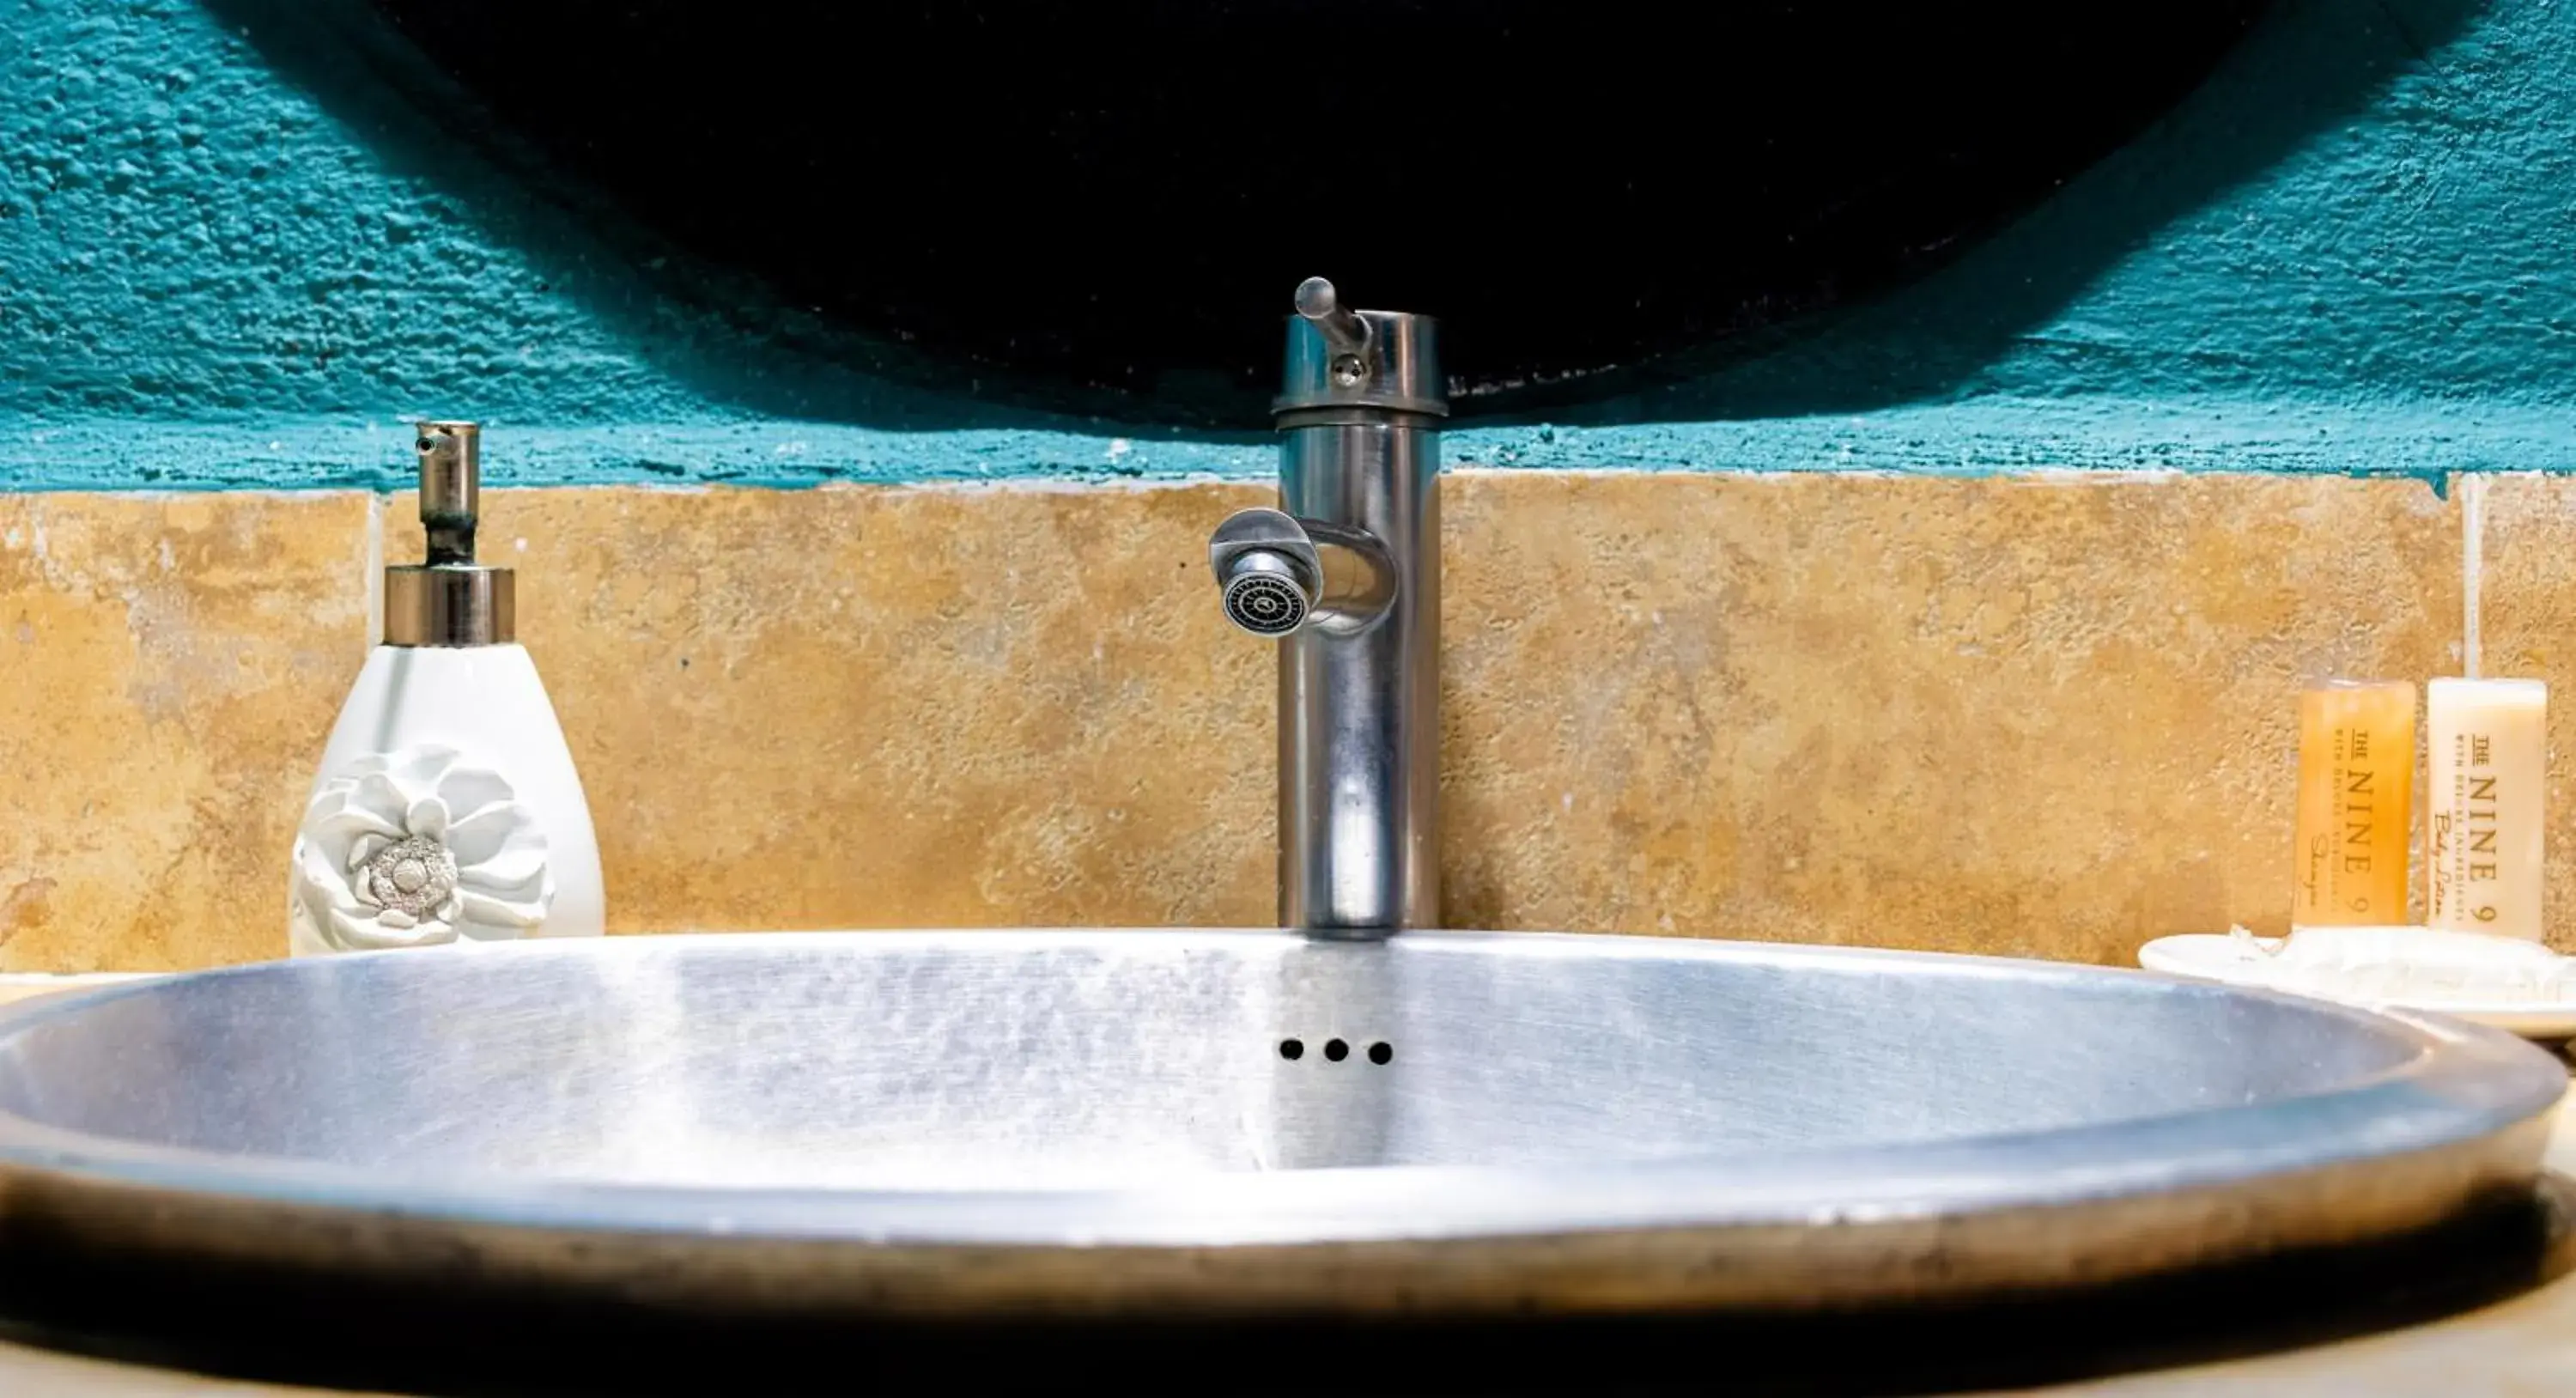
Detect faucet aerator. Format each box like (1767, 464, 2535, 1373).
(1222, 564, 1309, 636)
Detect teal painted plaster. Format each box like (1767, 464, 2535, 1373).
(2, 0, 2572, 489)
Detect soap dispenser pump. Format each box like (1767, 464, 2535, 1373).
(287, 422, 605, 956)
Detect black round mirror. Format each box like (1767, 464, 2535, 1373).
(312, 2, 2265, 424)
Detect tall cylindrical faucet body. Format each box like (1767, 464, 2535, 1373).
(1271, 283, 1444, 933)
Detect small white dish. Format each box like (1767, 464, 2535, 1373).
(2139, 933, 2576, 1039)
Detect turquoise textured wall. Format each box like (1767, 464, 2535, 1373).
(1, 0, 2568, 489)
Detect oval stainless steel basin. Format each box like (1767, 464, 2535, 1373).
(0, 930, 2558, 1321)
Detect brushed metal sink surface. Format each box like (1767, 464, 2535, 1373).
(0, 930, 2558, 1319)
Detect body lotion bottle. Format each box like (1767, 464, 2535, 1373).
(2425, 677, 2548, 940)
(286, 422, 605, 956)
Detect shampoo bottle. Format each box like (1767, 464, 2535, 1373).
(286, 422, 605, 956)
(2290, 679, 2415, 927)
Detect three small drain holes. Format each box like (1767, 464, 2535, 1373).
(1278, 1037, 1393, 1065)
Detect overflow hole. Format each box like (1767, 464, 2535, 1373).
(1368, 1042, 1393, 1065)
(1324, 1039, 1349, 1061)
(1278, 1038, 1303, 1061)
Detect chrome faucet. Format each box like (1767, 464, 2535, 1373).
(1210, 278, 1444, 935)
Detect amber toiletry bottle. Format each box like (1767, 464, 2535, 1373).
(2292, 680, 2415, 927)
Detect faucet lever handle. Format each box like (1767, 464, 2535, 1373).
(1294, 277, 1373, 366)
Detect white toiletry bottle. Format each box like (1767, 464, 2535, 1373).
(286, 422, 605, 956)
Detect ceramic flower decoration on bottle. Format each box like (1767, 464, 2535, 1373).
(289, 745, 554, 955)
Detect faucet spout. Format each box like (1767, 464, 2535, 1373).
(1209, 508, 1396, 637)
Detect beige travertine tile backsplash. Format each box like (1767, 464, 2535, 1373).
(0, 493, 372, 971)
(1, 469, 2545, 973)
(1437, 473, 2460, 958)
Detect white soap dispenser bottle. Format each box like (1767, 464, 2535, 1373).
(287, 422, 605, 957)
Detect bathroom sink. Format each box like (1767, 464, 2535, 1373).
(0, 930, 2556, 1334)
